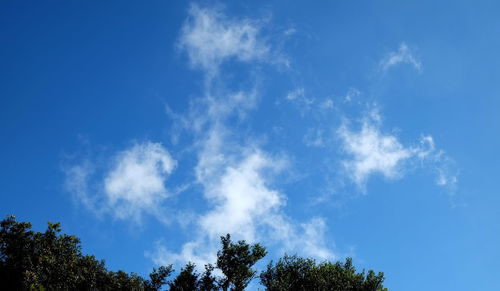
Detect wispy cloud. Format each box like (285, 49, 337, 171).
(338, 107, 457, 191)
(285, 88, 314, 106)
(179, 3, 270, 74)
(64, 160, 99, 214)
(279, 87, 315, 115)
(159, 94, 337, 267)
(65, 142, 176, 223)
(338, 111, 412, 188)
(299, 218, 336, 260)
(152, 5, 337, 268)
(343, 88, 361, 103)
(379, 42, 422, 72)
(152, 125, 336, 268)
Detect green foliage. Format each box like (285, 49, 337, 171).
(0, 215, 171, 291)
(198, 264, 218, 291)
(1, 216, 388, 291)
(216, 234, 267, 291)
(146, 265, 174, 291)
(260, 255, 387, 291)
(169, 262, 198, 291)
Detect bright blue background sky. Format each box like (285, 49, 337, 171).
(1, 1, 499, 290)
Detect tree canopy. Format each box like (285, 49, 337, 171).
(0, 216, 387, 290)
(260, 255, 387, 291)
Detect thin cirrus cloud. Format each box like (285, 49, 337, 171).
(65, 142, 176, 223)
(337, 107, 457, 191)
(284, 87, 315, 113)
(379, 42, 422, 72)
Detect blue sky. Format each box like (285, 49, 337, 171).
(1, 1, 499, 290)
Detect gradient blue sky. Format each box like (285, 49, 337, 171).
(1, 1, 499, 290)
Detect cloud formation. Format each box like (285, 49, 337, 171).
(152, 119, 336, 268)
(379, 42, 422, 72)
(338, 108, 457, 191)
(151, 5, 337, 269)
(104, 143, 176, 222)
(338, 111, 413, 187)
(285, 88, 314, 109)
(65, 4, 459, 274)
(160, 93, 336, 268)
(65, 142, 175, 223)
(179, 3, 270, 73)
(198, 150, 285, 242)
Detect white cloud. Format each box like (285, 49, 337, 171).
(436, 166, 458, 188)
(151, 145, 336, 269)
(338, 108, 457, 191)
(338, 117, 412, 187)
(150, 4, 336, 269)
(148, 240, 217, 274)
(104, 142, 176, 222)
(285, 88, 314, 106)
(65, 142, 176, 223)
(179, 4, 270, 73)
(343, 88, 361, 103)
(299, 218, 336, 260)
(379, 42, 422, 72)
(155, 85, 336, 269)
(422, 140, 459, 191)
(198, 150, 285, 242)
(281, 87, 315, 115)
(64, 161, 102, 216)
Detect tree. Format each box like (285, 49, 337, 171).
(169, 262, 199, 291)
(0, 215, 172, 290)
(146, 265, 174, 291)
(259, 255, 317, 291)
(1, 216, 389, 290)
(216, 234, 267, 291)
(198, 264, 218, 291)
(260, 255, 387, 291)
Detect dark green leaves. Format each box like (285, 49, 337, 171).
(217, 234, 267, 291)
(0, 215, 171, 290)
(260, 255, 386, 291)
(1, 216, 387, 290)
(169, 263, 198, 291)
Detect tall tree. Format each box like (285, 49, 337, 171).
(146, 265, 174, 291)
(198, 264, 218, 291)
(169, 263, 199, 291)
(216, 234, 267, 291)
